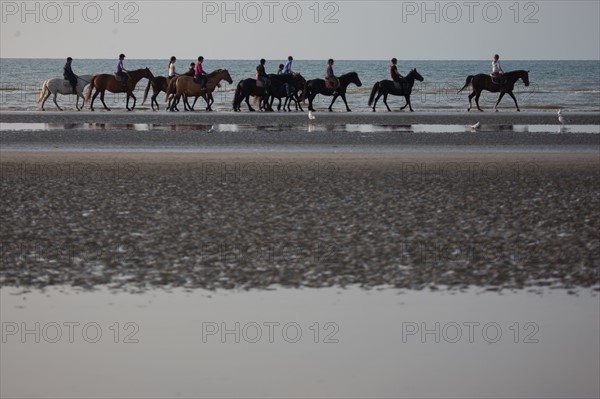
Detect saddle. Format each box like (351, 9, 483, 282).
(394, 81, 403, 90)
(113, 73, 123, 81)
(256, 79, 271, 88)
(491, 75, 506, 85)
(325, 78, 340, 90)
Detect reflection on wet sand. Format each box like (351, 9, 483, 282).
(1, 122, 599, 134)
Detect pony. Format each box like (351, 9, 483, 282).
(368, 69, 424, 112)
(458, 70, 530, 112)
(169, 69, 233, 112)
(144, 69, 195, 111)
(37, 74, 93, 111)
(232, 79, 273, 112)
(302, 72, 362, 112)
(266, 73, 307, 112)
(85, 68, 154, 111)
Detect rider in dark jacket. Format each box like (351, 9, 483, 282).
(63, 57, 78, 94)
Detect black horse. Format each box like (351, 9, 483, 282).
(458, 70, 530, 112)
(232, 79, 272, 112)
(368, 69, 424, 112)
(302, 72, 362, 112)
(267, 73, 307, 112)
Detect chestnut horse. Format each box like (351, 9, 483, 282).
(458, 70, 530, 112)
(143, 69, 195, 111)
(85, 68, 154, 111)
(169, 69, 233, 112)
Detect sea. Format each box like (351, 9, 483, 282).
(1, 59, 599, 112)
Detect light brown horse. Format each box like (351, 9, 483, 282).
(85, 68, 154, 111)
(170, 69, 233, 112)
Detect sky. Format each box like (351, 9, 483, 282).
(1, 0, 599, 60)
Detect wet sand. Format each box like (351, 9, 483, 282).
(1, 151, 598, 292)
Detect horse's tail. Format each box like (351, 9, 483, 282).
(84, 77, 95, 103)
(368, 81, 380, 106)
(232, 81, 242, 110)
(142, 79, 151, 105)
(458, 75, 474, 93)
(36, 80, 48, 103)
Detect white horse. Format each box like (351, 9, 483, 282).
(37, 74, 93, 111)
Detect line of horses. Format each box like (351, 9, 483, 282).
(37, 67, 530, 113)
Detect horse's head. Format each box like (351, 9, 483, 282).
(222, 69, 234, 85)
(407, 68, 424, 82)
(349, 72, 362, 87)
(144, 67, 155, 81)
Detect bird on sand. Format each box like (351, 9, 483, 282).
(557, 109, 569, 125)
(308, 111, 316, 121)
(470, 121, 481, 130)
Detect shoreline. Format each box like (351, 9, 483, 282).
(2, 110, 599, 125)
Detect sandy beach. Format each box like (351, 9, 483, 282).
(1, 100, 599, 399)
(2, 149, 598, 292)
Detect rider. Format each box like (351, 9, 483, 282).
(277, 64, 284, 75)
(168, 56, 178, 78)
(390, 58, 405, 85)
(326, 58, 339, 95)
(282, 56, 293, 95)
(194, 56, 208, 87)
(63, 57, 78, 94)
(491, 54, 505, 84)
(116, 54, 128, 89)
(256, 58, 271, 93)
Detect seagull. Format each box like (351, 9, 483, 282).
(308, 110, 316, 121)
(208, 125, 216, 133)
(557, 109, 569, 125)
(470, 121, 480, 130)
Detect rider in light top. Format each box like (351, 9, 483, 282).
(491, 54, 505, 83)
(390, 58, 404, 84)
(195, 56, 208, 87)
(63, 57, 78, 94)
(283, 56, 293, 74)
(116, 54, 128, 88)
(168, 56, 177, 78)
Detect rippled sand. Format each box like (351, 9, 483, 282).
(1, 152, 598, 292)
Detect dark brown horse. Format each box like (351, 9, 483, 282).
(142, 76, 177, 111)
(458, 70, 530, 112)
(368, 69, 424, 112)
(85, 68, 154, 111)
(302, 72, 362, 112)
(232, 79, 272, 112)
(267, 73, 307, 112)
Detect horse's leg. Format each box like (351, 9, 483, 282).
(296, 95, 304, 112)
(474, 91, 483, 112)
(308, 94, 315, 112)
(245, 95, 255, 112)
(90, 90, 99, 111)
(340, 93, 351, 112)
(507, 91, 520, 112)
(383, 94, 392, 112)
(407, 95, 414, 112)
(328, 94, 339, 112)
(493, 92, 506, 112)
(372, 92, 382, 112)
(467, 91, 475, 112)
(151, 92, 159, 111)
(52, 92, 62, 111)
(75, 93, 80, 111)
(41, 90, 51, 111)
(129, 92, 137, 111)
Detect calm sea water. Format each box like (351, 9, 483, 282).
(1, 59, 598, 112)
